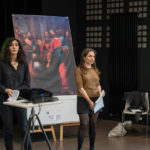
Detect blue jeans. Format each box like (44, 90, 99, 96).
(1, 105, 32, 150)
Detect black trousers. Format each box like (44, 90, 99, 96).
(1, 104, 32, 150)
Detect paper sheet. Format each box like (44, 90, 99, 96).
(7, 90, 20, 102)
(94, 90, 105, 113)
(94, 98, 104, 113)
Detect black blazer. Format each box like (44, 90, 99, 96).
(0, 61, 30, 102)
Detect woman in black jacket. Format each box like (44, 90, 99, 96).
(0, 37, 32, 150)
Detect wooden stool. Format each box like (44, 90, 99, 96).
(30, 125, 56, 142)
(60, 121, 80, 141)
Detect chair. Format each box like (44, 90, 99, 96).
(122, 92, 150, 126)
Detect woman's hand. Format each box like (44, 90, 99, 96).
(89, 101, 95, 110)
(5, 88, 13, 97)
(78, 88, 95, 110)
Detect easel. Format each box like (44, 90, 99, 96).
(30, 125, 56, 142)
(60, 121, 80, 141)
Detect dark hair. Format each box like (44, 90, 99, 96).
(79, 48, 100, 75)
(0, 37, 26, 62)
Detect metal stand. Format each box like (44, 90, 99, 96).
(20, 107, 53, 150)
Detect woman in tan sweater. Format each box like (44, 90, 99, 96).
(75, 48, 101, 150)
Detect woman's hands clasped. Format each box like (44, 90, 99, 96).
(89, 101, 95, 110)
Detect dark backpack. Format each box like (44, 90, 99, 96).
(124, 91, 147, 112)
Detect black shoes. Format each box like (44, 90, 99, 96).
(77, 146, 96, 150)
(90, 147, 96, 150)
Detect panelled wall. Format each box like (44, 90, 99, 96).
(84, 0, 148, 49)
(77, 0, 150, 117)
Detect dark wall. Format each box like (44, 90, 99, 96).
(109, 14, 138, 115)
(0, 0, 42, 48)
(137, 1, 150, 93)
(137, 42, 150, 92)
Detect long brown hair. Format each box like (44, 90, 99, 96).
(0, 37, 26, 62)
(79, 48, 100, 75)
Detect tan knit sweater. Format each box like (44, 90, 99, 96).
(75, 67, 100, 97)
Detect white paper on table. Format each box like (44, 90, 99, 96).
(7, 90, 20, 102)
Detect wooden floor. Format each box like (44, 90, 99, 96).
(0, 119, 150, 150)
